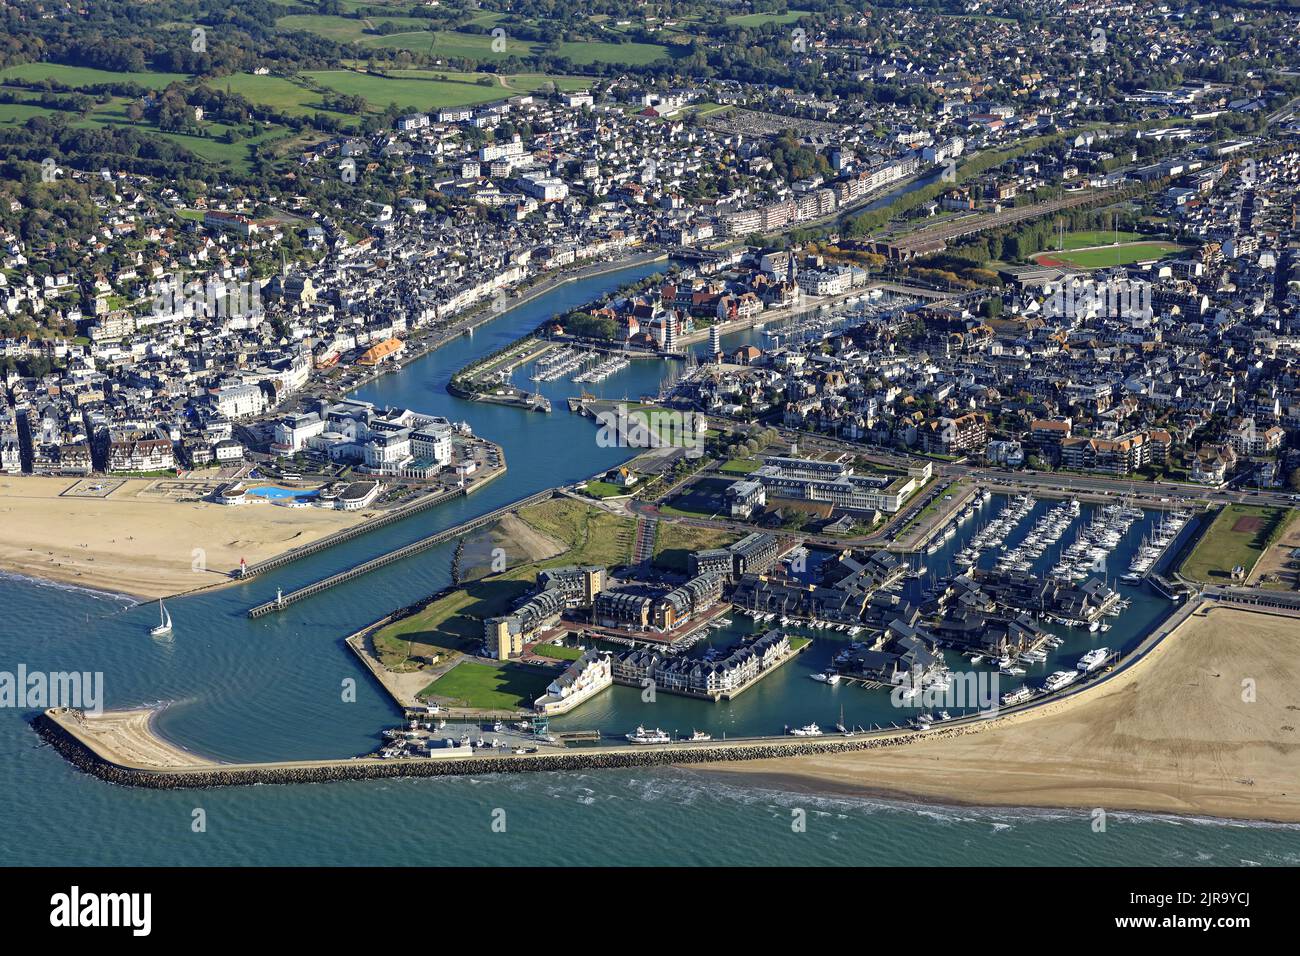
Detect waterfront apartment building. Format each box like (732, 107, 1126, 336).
(612, 629, 793, 700)
(485, 566, 606, 659)
(653, 572, 724, 630)
(593, 590, 653, 631)
(485, 588, 568, 660)
(689, 532, 779, 581)
(536, 566, 606, 608)
(533, 650, 613, 716)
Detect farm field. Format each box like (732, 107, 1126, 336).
(0, 63, 190, 89)
(280, 12, 673, 64)
(725, 11, 812, 26)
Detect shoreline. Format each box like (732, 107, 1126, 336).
(29, 603, 1300, 824)
(0, 254, 665, 602)
(698, 603, 1300, 824)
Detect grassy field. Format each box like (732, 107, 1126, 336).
(282, 13, 673, 64)
(1034, 241, 1185, 269)
(725, 11, 811, 26)
(419, 660, 551, 710)
(532, 643, 585, 661)
(582, 479, 629, 499)
(718, 458, 761, 474)
(371, 499, 632, 669)
(651, 523, 738, 572)
(1179, 504, 1292, 583)
(516, 497, 634, 567)
(303, 69, 513, 111)
(373, 576, 535, 665)
(1056, 230, 1144, 249)
(0, 63, 189, 88)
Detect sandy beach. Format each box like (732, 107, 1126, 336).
(699, 605, 1300, 823)
(48, 707, 218, 770)
(0, 476, 366, 600)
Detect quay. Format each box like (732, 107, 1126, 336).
(246, 486, 551, 618)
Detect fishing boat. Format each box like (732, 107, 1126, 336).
(685, 730, 712, 742)
(789, 723, 823, 737)
(149, 599, 172, 637)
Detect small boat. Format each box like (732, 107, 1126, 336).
(809, 672, 829, 683)
(149, 599, 172, 637)
(789, 723, 823, 737)
(1043, 670, 1079, 692)
(626, 726, 671, 744)
(1077, 648, 1109, 673)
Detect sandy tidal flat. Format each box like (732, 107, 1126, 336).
(701, 606, 1300, 823)
(0, 477, 366, 600)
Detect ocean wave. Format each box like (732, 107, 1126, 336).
(0, 570, 138, 606)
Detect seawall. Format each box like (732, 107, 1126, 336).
(33, 709, 964, 791)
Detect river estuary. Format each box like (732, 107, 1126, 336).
(2, 261, 1296, 866)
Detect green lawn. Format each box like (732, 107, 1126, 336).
(1056, 230, 1144, 250)
(582, 479, 629, 499)
(419, 660, 551, 710)
(0, 63, 190, 88)
(651, 523, 738, 572)
(533, 643, 585, 661)
(725, 11, 811, 26)
(1179, 504, 1292, 583)
(718, 458, 761, 474)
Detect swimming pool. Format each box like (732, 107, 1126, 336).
(247, 485, 318, 501)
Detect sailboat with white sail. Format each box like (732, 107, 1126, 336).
(149, 599, 172, 637)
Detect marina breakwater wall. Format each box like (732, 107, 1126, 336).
(33, 710, 977, 791)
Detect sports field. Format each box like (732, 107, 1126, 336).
(1033, 239, 1185, 269)
(1179, 504, 1292, 583)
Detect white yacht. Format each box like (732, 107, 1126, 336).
(626, 726, 671, 744)
(1077, 648, 1109, 673)
(1001, 685, 1033, 706)
(789, 723, 823, 737)
(1043, 670, 1079, 692)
